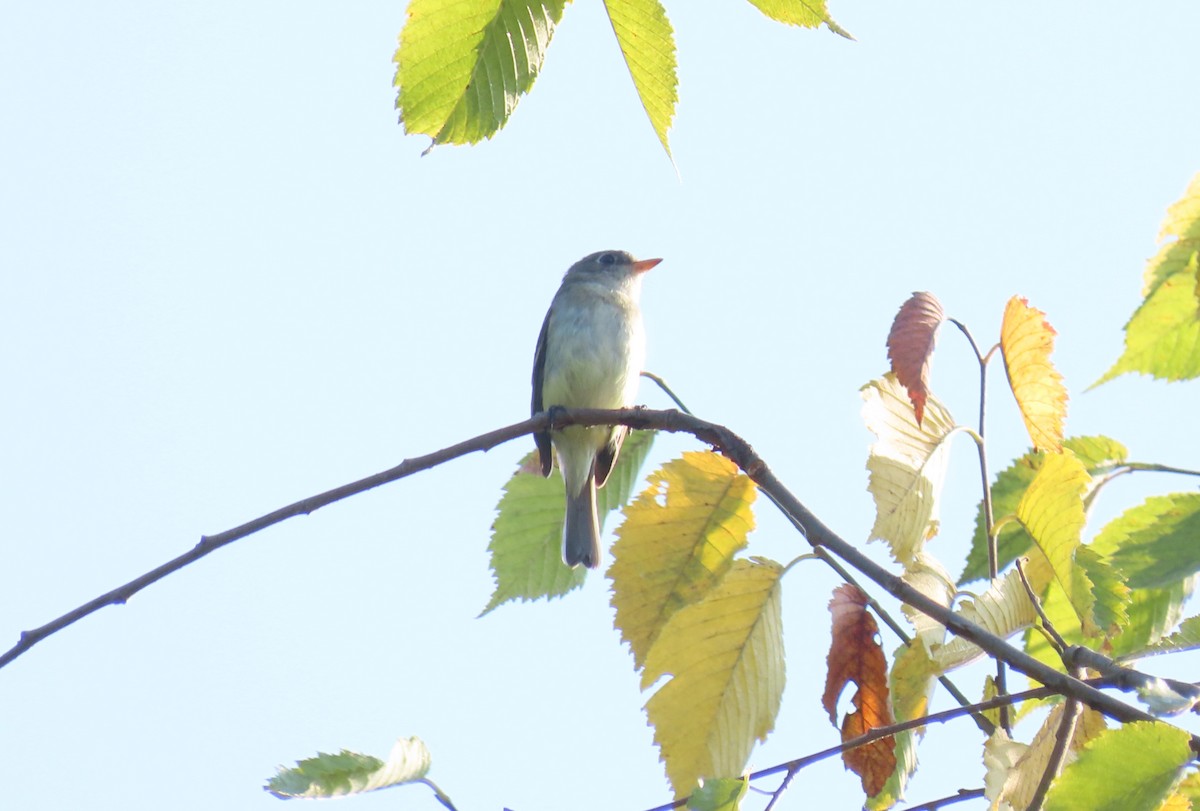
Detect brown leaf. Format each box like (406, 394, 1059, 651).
(823, 584, 897, 798)
(886, 292, 945, 425)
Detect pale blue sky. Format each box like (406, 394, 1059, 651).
(2, 3, 1198, 810)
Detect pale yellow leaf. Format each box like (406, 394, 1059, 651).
(931, 568, 1038, 672)
(610, 452, 756, 668)
(641, 559, 785, 798)
(862, 374, 957, 566)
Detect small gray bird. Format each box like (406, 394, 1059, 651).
(532, 250, 661, 568)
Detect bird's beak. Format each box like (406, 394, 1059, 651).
(632, 258, 662, 274)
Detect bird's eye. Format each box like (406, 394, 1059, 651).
(598, 252, 617, 266)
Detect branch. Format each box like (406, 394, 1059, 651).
(900, 788, 985, 810)
(0, 405, 1188, 747)
(1, 415, 543, 670)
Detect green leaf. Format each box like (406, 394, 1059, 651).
(266, 737, 432, 799)
(1043, 722, 1192, 811)
(960, 436, 1127, 584)
(1101, 493, 1200, 589)
(1106, 579, 1195, 660)
(394, 0, 568, 149)
(642, 559, 785, 798)
(1095, 172, 1200, 385)
(687, 776, 749, 811)
(743, 0, 854, 38)
(1015, 449, 1094, 632)
(610, 451, 757, 668)
(482, 430, 654, 613)
(604, 0, 678, 158)
(1151, 614, 1200, 655)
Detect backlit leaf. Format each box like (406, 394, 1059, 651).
(931, 568, 1037, 672)
(266, 737, 432, 799)
(604, 0, 677, 158)
(687, 776, 748, 811)
(1000, 296, 1068, 453)
(960, 436, 1128, 585)
(824, 584, 896, 798)
(988, 706, 1106, 811)
(484, 431, 654, 613)
(886, 291, 945, 426)
(610, 451, 756, 668)
(1016, 449, 1093, 632)
(394, 0, 567, 149)
(1101, 493, 1200, 589)
(642, 559, 785, 798)
(1095, 172, 1200, 385)
(1150, 614, 1200, 656)
(862, 374, 956, 566)
(743, 0, 853, 37)
(1043, 721, 1192, 811)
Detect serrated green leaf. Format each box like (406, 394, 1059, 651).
(1100, 493, 1200, 589)
(394, 0, 568, 148)
(1151, 614, 1200, 655)
(1095, 172, 1200, 385)
(642, 559, 785, 798)
(861, 374, 957, 567)
(1107, 578, 1196, 660)
(743, 0, 854, 38)
(266, 737, 432, 799)
(1081, 545, 1131, 633)
(604, 0, 677, 158)
(610, 451, 756, 668)
(961, 436, 1127, 584)
(687, 776, 748, 811)
(483, 430, 654, 613)
(1043, 722, 1192, 811)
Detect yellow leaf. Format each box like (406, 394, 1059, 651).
(862, 374, 957, 566)
(610, 452, 756, 668)
(1016, 450, 1095, 634)
(641, 559, 785, 798)
(1000, 296, 1068, 453)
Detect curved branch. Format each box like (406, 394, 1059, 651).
(0, 406, 1188, 743)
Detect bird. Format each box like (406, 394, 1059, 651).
(531, 250, 661, 568)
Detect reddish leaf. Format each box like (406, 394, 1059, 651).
(823, 584, 897, 798)
(886, 292, 945, 425)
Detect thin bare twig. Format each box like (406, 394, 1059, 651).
(950, 317, 1010, 733)
(900, 788, 986, 810)
(1014, 557, 1068, 653)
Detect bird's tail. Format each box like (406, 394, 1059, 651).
(562, 469, 601, 569)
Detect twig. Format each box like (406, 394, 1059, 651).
(950, 317, 1010, 733)
(1014, 557, 1067, 653)
(900, 787, 986, 810)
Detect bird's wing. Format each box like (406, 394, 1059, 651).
(531, 308, 553, 477)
